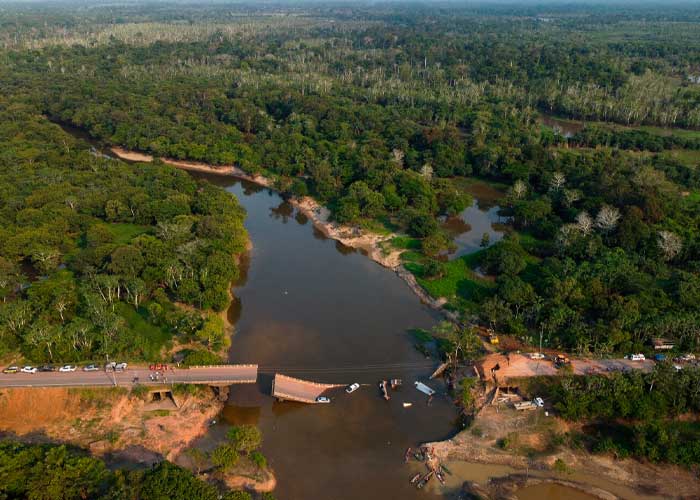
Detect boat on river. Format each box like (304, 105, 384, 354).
(379, 380, 390, 400)
(416, 470, 434, 489)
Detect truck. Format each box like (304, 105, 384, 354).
(514, 401, 537, 411)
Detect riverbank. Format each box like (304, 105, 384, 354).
(110, 147, 445, 314)
(0, 386, 220, 461)
(0, 386, 275, 493)
(424, 403, 700, 499)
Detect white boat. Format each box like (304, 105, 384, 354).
(414, 381, 436, 396)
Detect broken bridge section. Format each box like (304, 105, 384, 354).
(271, 373, 343, 403)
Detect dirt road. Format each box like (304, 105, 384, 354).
(478, 354, 655, 383)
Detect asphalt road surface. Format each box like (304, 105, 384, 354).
(0, 365, 258, 388)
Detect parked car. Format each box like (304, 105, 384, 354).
(38, 365, 55, 372)
(316, 396, 331, 404)
(529, 352, 545, 360)
(83, 364, 100, 372)
(629, 353, 645, 361)
(21, 366, 38, 374)
(59, 365, 77, 372)
(534, 397, 545, 407)
(678, 353, 696, 362)
(2, 366, 19, 374)
(346, 383, 360, 394)
(115, 362, 128, 371)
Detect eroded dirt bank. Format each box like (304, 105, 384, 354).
(0, 386, 275, 492)
(0, 386, 221, 462)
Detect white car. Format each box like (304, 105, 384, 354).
(115, 362, 128, 371)
(21, 366, 37, 374)
(534, 397, 545, 407)
(83, 364, 100, 372)
(346, 383, 360, 394)
(59, 365, 77, 372)
(316, 396, 331, 404)
(630, 354, 645, 361)
(529, 352, 545, 360)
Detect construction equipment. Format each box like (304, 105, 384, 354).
(554, 354, 570, 367)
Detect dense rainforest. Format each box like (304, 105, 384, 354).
(0, 441, 256, 500)
(0, 1, 699, 358)
(0, 104, 248, 362)
(529, 364, 700, 467)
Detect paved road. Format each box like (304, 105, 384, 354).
(272, 373, 344, 403)
(0, 365, 258, 388)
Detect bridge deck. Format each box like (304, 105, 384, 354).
(0, 364, 258, 388)
(271, 373, 343, 403)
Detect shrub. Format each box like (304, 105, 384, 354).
(210, 444, 239, 470)
(227, 425, 262, 452)
(250, 451, 267, 469)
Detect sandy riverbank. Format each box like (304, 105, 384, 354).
(110, 147, 448, 313)
(423, 404, 700, 499)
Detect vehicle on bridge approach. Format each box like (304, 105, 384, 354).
(20, 366, 38, 374)
(83, 364, 100, 372)
(59, 365, 77, 372)
(2, 366, 18, 374)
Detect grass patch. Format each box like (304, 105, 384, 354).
(660, 149, 700, 166)
(106, 223, 149, 244)
(116, 303, 172, 360)
(146, 409, 171, 417)
(391, 235, 421, 250)
(413, 252, 496, 307)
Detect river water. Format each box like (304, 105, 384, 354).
(193, 174, 459, 500)
(444, 181, 509, 259)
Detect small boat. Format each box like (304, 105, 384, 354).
(403, 402, 413, 408)
(390, 378, 402, 389)
(436, 470, 446, 485)
(416, 471, 434, 489)
(409, 473, 421, 485)
(404, 447, 412, 462)
(379, 380, 390, 400)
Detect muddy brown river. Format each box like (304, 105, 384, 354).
(192, 175, 458, 500)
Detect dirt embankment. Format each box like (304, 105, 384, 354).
(110, 147, 448, 312)
(426, 404, 700, 499)
(0, 386, 221, 462)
